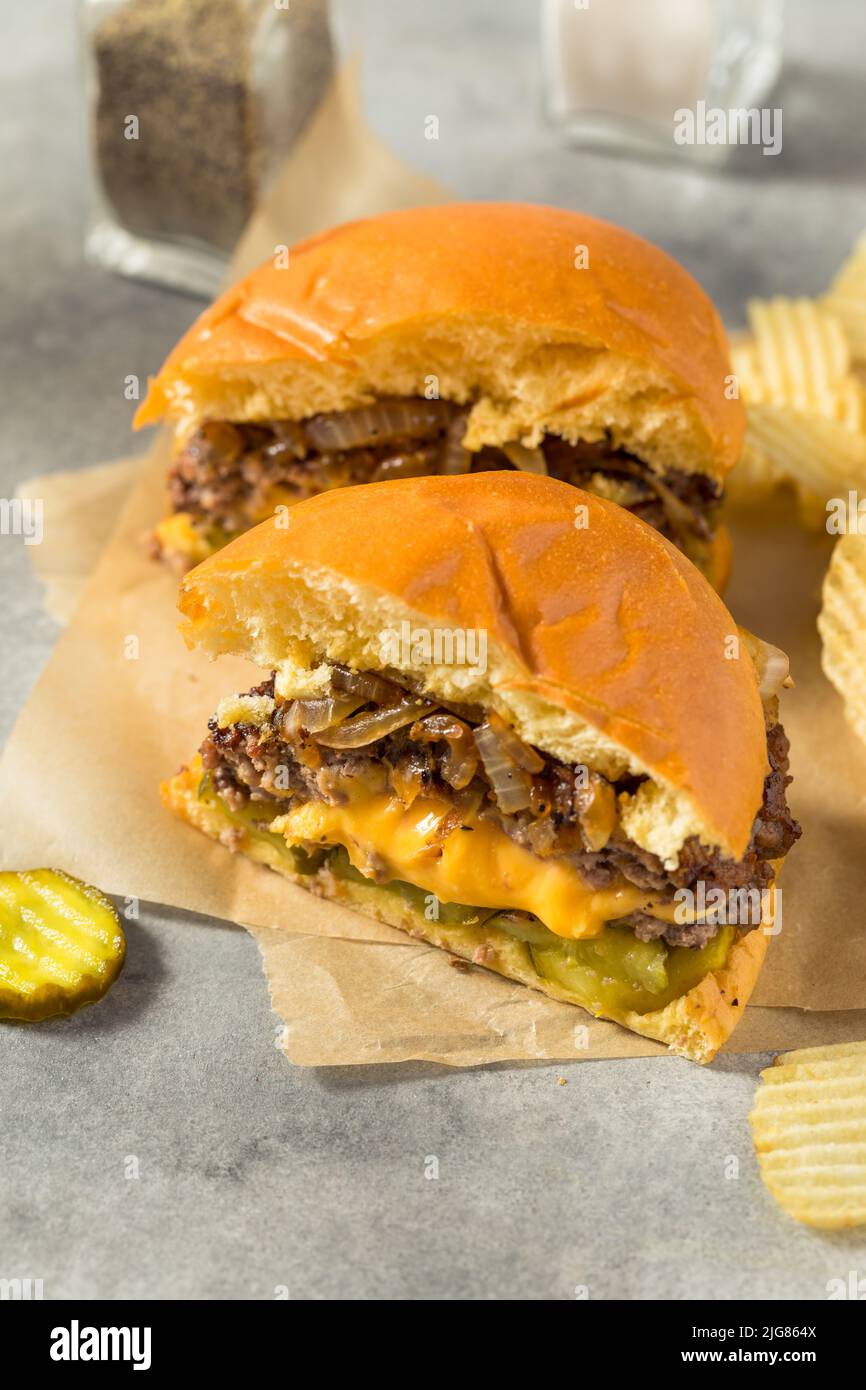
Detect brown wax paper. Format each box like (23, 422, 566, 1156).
(5, 60, 866, 1061)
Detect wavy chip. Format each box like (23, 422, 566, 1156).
(746, 405, 866, 493)
(0, 869, 126, 1021)
(819, 530, 866, 746)
(823, 233, 866, 361)
(834, 373, 866, 432)
(750, 1040, 866, 1228)
(747, 297, 851, 418)
(729, 335, 768, 406)
(727, 293, 866, 511)
(740, 405, 866, 528)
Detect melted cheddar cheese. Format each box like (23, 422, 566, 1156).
(271, 793, 686, 941)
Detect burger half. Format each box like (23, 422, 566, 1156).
(162, 473, 799, 1063)
(136, 202, 744, 586)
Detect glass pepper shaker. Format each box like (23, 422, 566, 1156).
(79, 0, 334, 296)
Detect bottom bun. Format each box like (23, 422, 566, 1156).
(162, 760, 768, 1064)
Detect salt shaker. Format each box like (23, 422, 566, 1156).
(80, 0, 334, 296)
(542, 0, 784, 163)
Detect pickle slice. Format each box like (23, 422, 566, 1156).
(0, 869, 126, 1021)
(531, 925, 735, 1018)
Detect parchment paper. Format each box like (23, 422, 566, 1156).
(15, 458, 141, 624)
(6, 440, 866, 1062)
(5, 64, 866, 1064)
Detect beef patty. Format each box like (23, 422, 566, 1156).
(164, 397, 721, 559)
(199, 671, 799, 951)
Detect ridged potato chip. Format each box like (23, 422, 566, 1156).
(729, 335, 768, 406)
(727, 293, 866, 513)
(723, 336, 785, 504)
(750, 1040, 866, 1228)
(819, 531, 866, 746)
(823, 234, 866, 361)
(834, 374, 866, 432)
(746, 405, 866, 489)
(747, 297, 851, 418)
(0, 869, 125, 1021)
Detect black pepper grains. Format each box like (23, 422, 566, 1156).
(83, 0, 333, 282)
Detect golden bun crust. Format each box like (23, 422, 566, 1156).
(162, 761, 767, 1064)
(135, 202, 744, 482)
(178, 472, 767, 862)
(156, 507, 734, 595)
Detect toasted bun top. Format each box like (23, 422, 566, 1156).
(136, 202, 744, 483)
(179, 472, 767, 863)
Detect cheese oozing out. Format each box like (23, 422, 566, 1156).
(271, 791, 690, 941)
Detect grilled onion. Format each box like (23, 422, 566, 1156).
(473, 720, 534, 813)
(647, 474, 708, 543)
(371, 447, 438, 482)
(415, 785, 485, 856)
(452, 783, 485, 820)
(750, 637, 791, 701)
(503, 442, 548, 475)
(596, 458, 708, 543)
(413, 805, 467, 858)
(280, 695, 365, 737)
(303, 400, 454, 453)
(526, 816, 558, 856)
(409, 713, 478, 790)
(390, 751, 430, 807)
(438, 413, 472, 474)
(574, 771, 617, 852)
(268, 420, 309, 457)
(556, 449, 708, 544)
(487, 712, 544, 773)
(315, 700, 431, 749)
(330, 664, 403, 705)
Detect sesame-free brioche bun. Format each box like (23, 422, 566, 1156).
(136, 202, 744, 484)
(178, 471, 767, 866)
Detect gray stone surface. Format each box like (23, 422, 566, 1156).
(2, 0, 865, 1300)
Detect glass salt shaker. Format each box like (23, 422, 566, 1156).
(79, 0, 334, 297)
(542, 0, 784, 163)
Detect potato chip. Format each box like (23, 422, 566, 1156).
(750, 1039, 866, 1228)
(823, 233, 866, 361)
(727, 291, 866, 511)
(0, 869, 125, 1021)
(729, 335, 768, 406)
(834, 374, 866, 432)
(746, 404, 866, 492)
(747, 297, 851, 418)
(819, 531, 866, 746)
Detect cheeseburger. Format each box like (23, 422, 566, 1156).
(163, 472, 799, 1062)
(137, 202, 743, 586)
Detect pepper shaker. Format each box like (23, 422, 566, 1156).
(80, 0, 334, 296)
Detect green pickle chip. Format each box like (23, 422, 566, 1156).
(530, 923, 735, 1017)
(0, 869, 126, 1021)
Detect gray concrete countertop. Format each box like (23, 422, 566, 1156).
(2, 0, 865, 1300)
